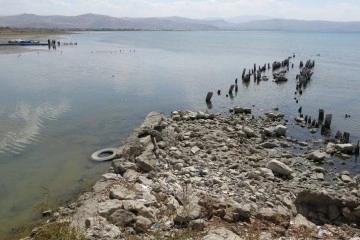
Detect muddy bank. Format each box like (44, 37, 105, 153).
(21, 110, 360, 239)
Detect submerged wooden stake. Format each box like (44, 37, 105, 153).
(205, 92, 213, 103)
(229, 85, 235, 94)
(318, 109, 324, 123)
(324, 114, 332, 129)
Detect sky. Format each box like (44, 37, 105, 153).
(1, 0, 360, 21)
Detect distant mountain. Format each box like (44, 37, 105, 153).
(0, 13, 219, 30)
(226, 15, 272, 23)
(1, 13, 360, 32)
(230, 19, 360, 32)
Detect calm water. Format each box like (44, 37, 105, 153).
(0, 31, 359, 237)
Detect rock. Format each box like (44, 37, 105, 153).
(122, 200, 146, 212)
(101, 173, 121, 180)
(328, 205, 340, 220)
(309, 150, 328, 162)
(123, 169, 139, 182)
(259, 167, 275, 180)
(293, 214, 316, 229)
(326, 142, 336, 154)
(110, 185, 136, 200)
(267, 112, 284, 119)
(354, 174, 360, 184)
(134, 216, 152, 233)
(98, 199, 123, 218)
(316, 172, 325, 181)
(243, 126, 256, 138)
(111, 160, 137, 175)
(202, 227, 243, 240)
(266, 159, 292, 176)
(335, 143, 355, 153)
(174, 203, 203, 224)
(109, 209, 136, 227)
(136, 156, 156, 172)
(341, 174, 352, 183)
(191, 146, 200, 155)
(274, 125, 287, 136)
(85, 216, 121, 240)
(138, 207, 157, 220)
(261, 142, 280, 149)
(139, 135, 152, 147)
(229, 200, 252, 221)
(263, 127, 275, 136)
(189, 219, 206, 231)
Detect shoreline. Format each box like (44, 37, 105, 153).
(0, 29, 72, 55)
(16, 109, 360, 239)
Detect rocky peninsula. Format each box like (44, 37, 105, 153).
(21, 110, 360, 239)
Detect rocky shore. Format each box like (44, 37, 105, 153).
(22, 110, 360, 239)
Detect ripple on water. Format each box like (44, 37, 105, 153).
(0, 100, 71, 155)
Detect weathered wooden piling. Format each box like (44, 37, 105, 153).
(242, 69, 246, 80)
(229, 85, 235, 94)
(205, 92, 213, 103)
(343, 132, 350, 143)
(324, 114, 332, 129)
(311, 119, 316, 127)
(318, 109, 324, 124)
(253, 64, 256, 80)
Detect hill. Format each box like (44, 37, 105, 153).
(1, 13, 360, 32)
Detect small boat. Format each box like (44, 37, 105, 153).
(262, 76, 269, 81)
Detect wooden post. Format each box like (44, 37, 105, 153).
(318, 109, 324, 123)
(242, 69, 246, 79)
(343, 132, 350, 143)
(324, 114, 332, 129)
(253, 64, 256, 80)
(229, 85, 235, 94)
(205, 92, 213, 103)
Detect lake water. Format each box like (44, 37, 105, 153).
(0, 31, 359, 238)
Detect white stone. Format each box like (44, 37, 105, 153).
(243, 126, 256, 138)
(335, 143, 355, 153)
(266, 159, 292, 176)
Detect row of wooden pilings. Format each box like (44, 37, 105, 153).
(299, 107, 356, 145)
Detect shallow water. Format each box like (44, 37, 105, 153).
(0, 31, 359, 238)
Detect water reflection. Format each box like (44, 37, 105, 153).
(0, 100, 70, 154)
